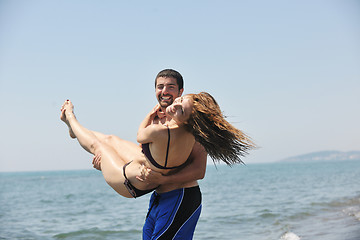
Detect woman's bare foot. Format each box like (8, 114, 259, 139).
(60, 100, 76, 139)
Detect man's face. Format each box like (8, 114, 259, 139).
(155, 77, 183, 108)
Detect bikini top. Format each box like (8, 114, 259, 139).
(141, 126, 188, 170)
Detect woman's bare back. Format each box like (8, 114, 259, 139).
(147, 126, 195, 173)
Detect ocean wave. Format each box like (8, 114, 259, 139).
(310, 194, 360, 210)
(257, 209, 281, 219)
(287, 211, 314, 221)
(343, 206, 360, 221)
(53, 227, 140, 239)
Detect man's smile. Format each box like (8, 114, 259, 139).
(160, 95, 172, 101)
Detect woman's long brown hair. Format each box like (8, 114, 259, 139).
(184, 92, 255, 165)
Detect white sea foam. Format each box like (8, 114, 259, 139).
(343, 206, 360, 221)
(280, 232, 301, 240)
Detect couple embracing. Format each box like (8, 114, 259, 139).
(60, 69, 254, 239)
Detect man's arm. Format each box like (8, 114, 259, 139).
(137, 141, 207, 185)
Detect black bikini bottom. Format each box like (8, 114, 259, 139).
(123, 161, 157, 198)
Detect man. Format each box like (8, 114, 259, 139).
(141, 69, 207, 240)
(93, 69, 207, 239)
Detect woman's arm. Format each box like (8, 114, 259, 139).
(137, 105, 161, 144)
(137, 141, 207, 185)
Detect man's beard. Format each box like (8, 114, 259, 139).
(159, 102, 172, 108)
(158, 95, 174, 108)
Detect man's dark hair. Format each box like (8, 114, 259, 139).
(155, 69, 184, 90)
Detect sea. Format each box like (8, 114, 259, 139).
(1, 160, 359, 240)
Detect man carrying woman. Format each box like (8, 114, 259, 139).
(61, 69, 253, 239)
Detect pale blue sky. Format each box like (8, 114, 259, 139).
(0, 0, 359, 172)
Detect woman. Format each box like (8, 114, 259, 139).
(60, 92, 253, 198)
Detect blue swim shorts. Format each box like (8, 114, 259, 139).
(143, 186, 202, 240)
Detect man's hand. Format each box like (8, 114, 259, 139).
(92, 154, 102, 171)
(136, 165, 165, 185)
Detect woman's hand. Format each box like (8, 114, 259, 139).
(150, 104, 162, 119)
(137, 104, 163, 143)
(151, 104, 161, 113)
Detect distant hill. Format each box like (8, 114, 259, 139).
(280, 151, 360, 162)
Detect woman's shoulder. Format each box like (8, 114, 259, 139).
(150, 124, 170, 136)
(170, 126, 195, 144)
(168, 124, 188, 134)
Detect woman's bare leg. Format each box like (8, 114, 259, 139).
(60, 101, 76, 139)
(95, 142, 134, 198)
(60, 100, 148, 198)
(60, 100, 102, 154)
(61, 100, 142, 164)
(60, 102, 117, 144)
